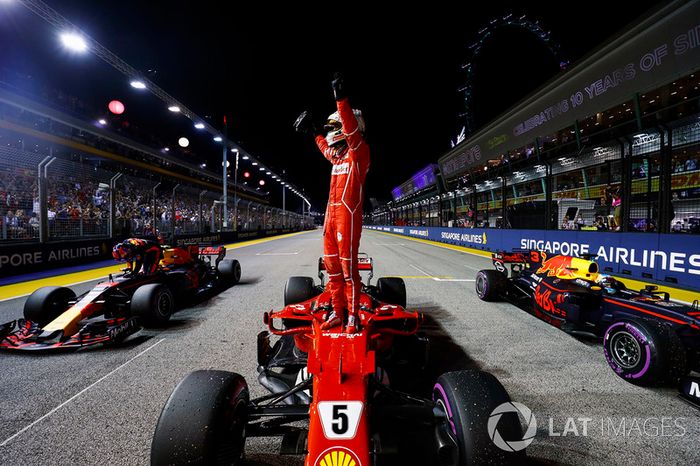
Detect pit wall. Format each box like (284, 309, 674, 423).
(365, 226, 700, 293)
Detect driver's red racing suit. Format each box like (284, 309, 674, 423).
(314, 97, 370, 319)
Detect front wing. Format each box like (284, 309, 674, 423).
(0, 316, 140, 351)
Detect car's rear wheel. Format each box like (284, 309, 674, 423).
(433, 369, 525, 465)
(284, 276, 317, 306)
(23, 286, 76, 326)
(475, 270, 507, 301)
(603, 319, 687, 386)
(218, 259, 241, 285)
(377, 277, 407, 308)
(131, 284, 174, 327)
(151, 370, 248, 466)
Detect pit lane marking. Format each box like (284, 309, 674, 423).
(0, 338, 165, 447)
(409, 264, 475, 282)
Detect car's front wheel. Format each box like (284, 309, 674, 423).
(433, 369, 525, 465)
(377, 277, 407, 308)
(23, 286, 76, 326)
(151, 370, 248, 466)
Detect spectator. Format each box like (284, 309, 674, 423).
(595, 216, 608, 231)
(561, 215, 571, 230)
(611, 192, 622, 231)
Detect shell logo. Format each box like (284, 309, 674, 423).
(314, 447, 362, 466)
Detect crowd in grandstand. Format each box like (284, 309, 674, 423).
(0, 158, 305, 241)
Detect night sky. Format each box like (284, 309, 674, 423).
(0, 1, 663, 212)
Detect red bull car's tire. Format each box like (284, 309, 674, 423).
(131, 284, 174, 327)
(218, 259, 241, 285)
(475, 270, 507, 302)
(433, 369, 524, 465)
(23, 286, 76, 326)
(151, 370, 249, 466)
(603, 319, 687, 386)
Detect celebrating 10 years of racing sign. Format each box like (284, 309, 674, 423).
(365, 226, 700, 291)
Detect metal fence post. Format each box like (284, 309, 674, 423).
(152, 182, 161, 234)
(171, 184, 180, 240)
(37, 155, 52, 243)
(109, 173, 122, 239)
(42, 157, 57, 242)
(198, 190, 208, 234)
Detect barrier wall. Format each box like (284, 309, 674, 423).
(366, 226, 700, 292)
(0, 228, 308, 278)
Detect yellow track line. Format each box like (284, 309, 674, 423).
(0, 230, 315, 302)
(369, 229, 700, 303)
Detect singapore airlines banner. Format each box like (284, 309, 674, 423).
(365, 226, 700, 292)
(439, 0, 700, 183)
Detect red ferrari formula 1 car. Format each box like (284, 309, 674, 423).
(0, 244, 241, 351)
(151, 254, 524, 465)
(475, 250, 700, 389)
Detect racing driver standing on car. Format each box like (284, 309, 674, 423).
(294, 73, 369, 334)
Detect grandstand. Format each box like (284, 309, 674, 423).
(0, 82, 311, 244)
(372, 0, 700, 234)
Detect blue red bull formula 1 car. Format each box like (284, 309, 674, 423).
(475, 250, 700, 389)
(0, 244, 241, 351)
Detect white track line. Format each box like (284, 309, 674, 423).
(409, 264, 474, 282)
(0, 338, 165, 447)
(409, 264, 435, 278)
(255, 251, 300, 256)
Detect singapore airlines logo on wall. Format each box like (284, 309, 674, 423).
(441, 231, 487, 245)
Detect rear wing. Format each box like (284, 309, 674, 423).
(197, 245, 226, 266)
(491, 250, 540, 275)
(318, 252, 374, 286)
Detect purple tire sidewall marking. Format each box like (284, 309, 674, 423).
(434, 383, 457, 436)
(603, 321, 652, 379)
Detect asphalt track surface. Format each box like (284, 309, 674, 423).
(0, 229, 698, 465)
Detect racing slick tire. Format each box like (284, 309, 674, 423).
(151, 370, 249, 466)
(377, 277, 407, 308)
(131, 284, 174, 327)
(218, 259, 242, 285)
(23, 286, 76, 326)
(284, 276, 317, 306)
(603, 319, 688, 386)
(433, 369, 525, 465)
(475, 270, 507, 302)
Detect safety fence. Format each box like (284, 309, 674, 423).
(0, 144, 312, 244)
